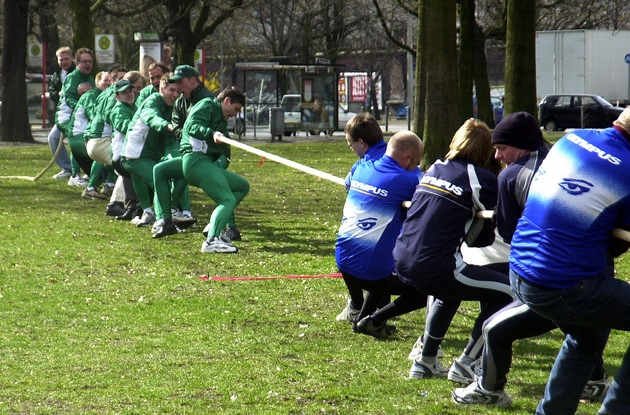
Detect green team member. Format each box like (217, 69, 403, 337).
(67, 72, 111, 189)
(136, 62, 170, 108)
(151, 65, 215, 239)
(110, 79, 142, 220)
(84, 65, 128, 199)
(55, 48, 95, 136)
(180, 86, 250, 253)
(54, 48, 95, 180)
(121, 73, 180, 228)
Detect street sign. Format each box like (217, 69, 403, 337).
(625, 53, 630, 64)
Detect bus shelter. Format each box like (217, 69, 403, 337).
(235, 61, 341, 139)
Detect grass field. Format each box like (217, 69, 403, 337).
(0, 137, 626, 414)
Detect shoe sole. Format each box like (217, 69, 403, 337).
(201, 243, 238, 253)
(451, 390, 512, 407)
(201, 247, 238, 253)
(173, 218, 197, 229)
(152, 228, 179, 239)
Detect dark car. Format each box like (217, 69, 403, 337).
(538, 94, 624, 131)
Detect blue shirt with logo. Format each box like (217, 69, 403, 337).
(510, 127, 630, 288)
(336, 154, 420, 280)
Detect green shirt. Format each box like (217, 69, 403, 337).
(122, 93, 173, 161)
(180, 97, 230, 160)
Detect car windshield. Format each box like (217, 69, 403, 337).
(593, 95, 613, 107)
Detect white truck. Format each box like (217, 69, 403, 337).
(536, 30, 630, 105)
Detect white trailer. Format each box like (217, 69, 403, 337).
(536, 30, 630, 104)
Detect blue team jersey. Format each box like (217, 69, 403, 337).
(510, 127, 630, 288)
(394, 158, 498, 284)
(336, 155, 420, 280)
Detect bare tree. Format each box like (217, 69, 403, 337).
(1, 0, 33, 142)
(159, 0, 245, 65)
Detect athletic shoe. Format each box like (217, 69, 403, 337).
(152, 218, 180, 239)
(104, 202, 125, 217)
(452, 379, 512, 407)
(448, 357, 482, 385)
(408, 336, 444, 360)
(134, 211, 156, 228)
(409, 358, 449, 379)
(202, 222, 211, 238)
(82, 188, 107, 200)
(53, 169, 72, 179)
(581, 376, 611, 402)
(67, 175, 88, 187)
(335, 301, 360, 323)
(353, 316, 396, 339)
(101, 183, 115, 197)
(172, 211, 197, 229)
(116, 207, 140, 221)
(223, 226, 242, 241)
(201, 236, 238, 253)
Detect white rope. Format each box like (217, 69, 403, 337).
(219, 136, 630, 242)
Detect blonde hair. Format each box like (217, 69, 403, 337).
(445, 118, 492, 167)
(94, 71, 108, 84)
(56, 46, 72, 57)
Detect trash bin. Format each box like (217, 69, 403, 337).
(269, 107, 284, 141)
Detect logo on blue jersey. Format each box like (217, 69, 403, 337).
(350, 180, 388, 197)
(558, 178, 593, 196)
(356, 217, 377, 230)
(566, 133, 621, 165)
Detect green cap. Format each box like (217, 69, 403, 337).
(169, 65, 199, 82)
(115, 79, 132, 93)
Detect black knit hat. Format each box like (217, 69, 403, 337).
(492, 112, 544, 151)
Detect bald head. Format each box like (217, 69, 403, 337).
(77, 82, 93, 96)
(386, 130, 424, 171)
(613, 107, 630, 134)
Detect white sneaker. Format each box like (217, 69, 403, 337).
(409, 358, 449, 379)
(581, 376, 611, 402)
(134, 211, 156, 228)
(335, 300, 360, 323)
(448, 357, 482, 385)
(452, 379, 512, 407)
(408, 336, 444, 360)
(201, 237, 238, 253)
(53, 169, 72, 179)
(67, 175, 88, 187)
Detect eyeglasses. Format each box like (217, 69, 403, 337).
(347, 139, 362, 150)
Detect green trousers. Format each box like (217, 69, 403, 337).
(182, 152, 250, 239)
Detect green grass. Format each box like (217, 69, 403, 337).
(0, 140, 626, 414)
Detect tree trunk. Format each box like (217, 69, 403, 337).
(458, 0, 474, 122)
(473, 20, 493, 127)
(504, 0, 537, 118)
(68, 0, 95, 52)
(420, 0, 459, 169)
(1, 0, 33, 143)
(413, 0, 426, 138)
